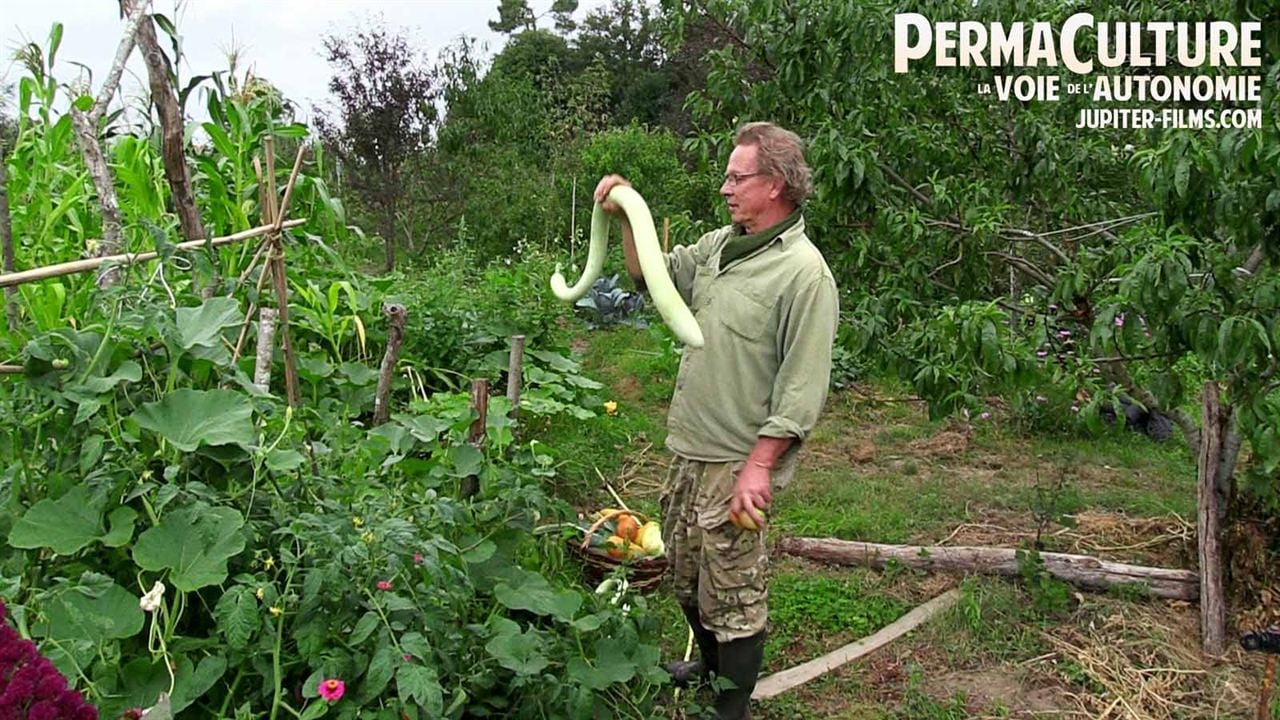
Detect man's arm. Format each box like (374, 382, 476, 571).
(732, 273, 840, 526)
(594, 174, 646, 289)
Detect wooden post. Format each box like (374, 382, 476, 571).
(253, 308, 277, 392)
(663, 216, 670, 254)
(0, 146, 17, 331)
(506, 335, 526, 420)
(1258, 655, 1276, 720)
(462, 379, 489, 498)
(1198, 381, 1227, 656)
(372, 304, 407, 426)
(262, 137, 301, 408)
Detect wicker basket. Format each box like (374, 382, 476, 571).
(567, 509, 668, 593)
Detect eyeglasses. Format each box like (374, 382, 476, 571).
(722, 171, 766, 187)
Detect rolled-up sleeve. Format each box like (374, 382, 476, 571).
(759, 273, 840, 442)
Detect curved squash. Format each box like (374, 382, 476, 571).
(551, 186, 705, 348)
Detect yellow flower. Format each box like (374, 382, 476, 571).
(352, 516, 364, 528)
(263, 556, 275, 570)
(603, 401, 618, 416)
(361, 531, 375, 544)
(269, 606, 283, 617)
(256, 587, 265, 601)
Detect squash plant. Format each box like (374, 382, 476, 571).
(0, 290, 667, 719)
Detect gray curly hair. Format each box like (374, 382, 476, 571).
(734, 122, 813, 205)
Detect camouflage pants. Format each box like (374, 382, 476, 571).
(660, 455, 768, 643)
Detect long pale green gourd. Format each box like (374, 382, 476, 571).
(551, 186, 705, 348)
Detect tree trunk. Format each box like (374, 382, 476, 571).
(0, 147, 18, 331)
(777, 538, 1199, 600)
(128, 2, 204, 245)
(1197, 381, 1227, 656)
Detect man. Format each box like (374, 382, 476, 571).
(594, 122, 838, 719)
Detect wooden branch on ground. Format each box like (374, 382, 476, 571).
(372, 304, 407, 426)
(1197, 382, 1227, 656)
(0, 219, 305, 290)
(253, 307, 277, 392)
(128, 0, 203, 246)
(753, 589, 960, 700)
(0, 147, 17, 331)
(778, 538, 1198, 600)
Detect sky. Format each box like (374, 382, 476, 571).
(0, 0, 600, 122)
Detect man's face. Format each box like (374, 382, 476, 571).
(720, 143, 781, 230)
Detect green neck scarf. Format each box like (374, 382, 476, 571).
(719, 208, 803, 270)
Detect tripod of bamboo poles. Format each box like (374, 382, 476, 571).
(229, 137, 306, 407)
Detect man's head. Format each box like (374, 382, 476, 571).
(721, 122, 813, 233)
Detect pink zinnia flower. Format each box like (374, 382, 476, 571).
(376, 580, 393, 591)
(318, 678, 346, 701)
(1114, 313, 1125, 327)
(413, 553, 424, 565)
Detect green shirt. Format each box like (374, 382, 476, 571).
(662, 215, 839, 488)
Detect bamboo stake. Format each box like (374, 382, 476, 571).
(0, 365, 22, 374)
(262, 137, 300, 408)
(0, 146, 17, 331)
(663, 216, 670, 254)
(274, 145, 308, 233)
(0, 220, 305, 290)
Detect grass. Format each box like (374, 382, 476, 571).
(541, 322, 1259, 718)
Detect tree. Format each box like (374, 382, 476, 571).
(316, 22, 437, 271)
(672, 0, 1280, 652)
(489, 0, 580, 35)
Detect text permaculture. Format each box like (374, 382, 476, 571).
(895, 13, 1263, 73)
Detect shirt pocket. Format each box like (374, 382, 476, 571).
(718, 287, 770, 342)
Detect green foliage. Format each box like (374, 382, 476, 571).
(1015, 548, 1074, 617)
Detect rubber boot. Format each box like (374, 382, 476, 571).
(714, 631, 766, 720)
(664, 604, 719, 687)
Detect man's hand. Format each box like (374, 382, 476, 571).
(731, 462, 772, 528)
(593, 174, 631, 216)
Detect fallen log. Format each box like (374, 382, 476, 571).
(778, 537, 1197, 600)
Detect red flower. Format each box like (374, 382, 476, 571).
(376, 580, 393, 591)
(317, 678, 345, 702)
(413, 553, 424, 565)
